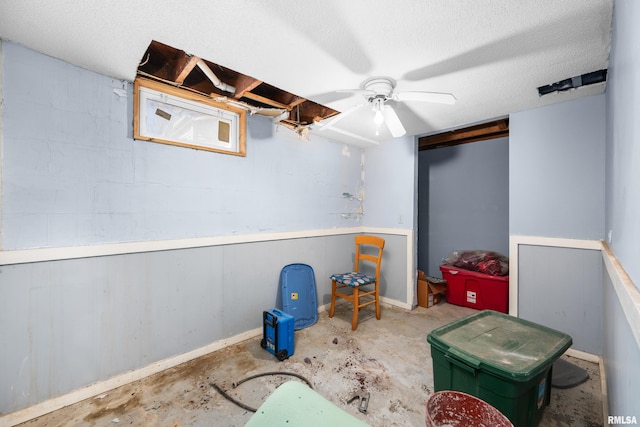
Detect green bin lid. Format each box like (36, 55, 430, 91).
(427, 310, 572, 381)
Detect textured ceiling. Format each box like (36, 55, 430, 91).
(0, 0, 613, 146)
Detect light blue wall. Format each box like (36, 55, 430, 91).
(0, 41, 416, 414)
(0, 234, 357, 412)
(509, 25, 640, 416)
(606, 0, 640, 290)
(417, 137, 509, 277)
(364, 137, 417, 302)
(509, 95, 606, 353)
(510, 94, 606, 240)
(1, 41, 363, 250)
(518, 245, 602, 355)
(363, 135, 416, 230)
(602, 268, 640, 418)
(603, 0, 640, 418)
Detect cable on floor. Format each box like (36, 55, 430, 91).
(211, 371, 314, 413)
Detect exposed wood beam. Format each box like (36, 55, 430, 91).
(241, 92, 291, 110)
(315, 111, 340, 123)
(138, 40, 339, 125)
(173, 55, 200, 84)
(233, 75, 262, 99)
(288, 97, 306, 109)
(419, 118, 509, 150)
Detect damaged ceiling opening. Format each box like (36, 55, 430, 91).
(138, 41, 510, 148)
(137, 40, 339, 138)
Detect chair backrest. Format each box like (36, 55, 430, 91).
(354, 235, 385, 281)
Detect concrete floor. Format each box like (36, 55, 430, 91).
(18, 302, 603, 426)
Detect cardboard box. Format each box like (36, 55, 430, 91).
(417, 270, 447, 308)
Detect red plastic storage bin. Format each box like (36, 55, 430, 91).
(440, 265, 509, 313)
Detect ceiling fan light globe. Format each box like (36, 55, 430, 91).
(374, 110, 384, 125)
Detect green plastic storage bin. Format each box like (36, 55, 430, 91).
(427, 310, 572, 427)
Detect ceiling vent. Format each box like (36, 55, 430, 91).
(537, 69, 607, 96)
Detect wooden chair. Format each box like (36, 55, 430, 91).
(329, 235, 385, 330)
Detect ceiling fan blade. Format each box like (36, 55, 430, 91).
(382, 105, 406, 138)
(336, 88, 377, 97)
(317, 103, 365, 131)
(395, 91, 457, 104)
(308, 91, 356, 105)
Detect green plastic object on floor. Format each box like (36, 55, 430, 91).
(245, 381, 370, 427)
(427, 310, 573, 427)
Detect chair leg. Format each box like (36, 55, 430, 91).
(375, 283, 381, 320)
(351, 286, 359, 330)
(329, 279, 337, 318)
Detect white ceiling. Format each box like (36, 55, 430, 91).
(0, 0, 613, 146)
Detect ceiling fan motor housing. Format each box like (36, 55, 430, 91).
(370, 95, 386, 113)
(362, 77, 396, 99)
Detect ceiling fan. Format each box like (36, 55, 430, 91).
(320, 76, 456, 138)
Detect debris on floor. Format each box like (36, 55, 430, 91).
(16, 304, 603, 427)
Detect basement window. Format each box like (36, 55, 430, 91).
(134, 78, 247, 156)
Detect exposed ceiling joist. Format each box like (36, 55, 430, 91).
(241, 92, 292, 110)
(233, 75, 263, 99)
(419, 118, 509, 151)
(136, 40, 338, 129)
(174, 55, 200, 84)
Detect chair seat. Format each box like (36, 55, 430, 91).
(330, 271, 376, 287)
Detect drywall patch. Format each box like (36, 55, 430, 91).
(342, 145, 351, 157)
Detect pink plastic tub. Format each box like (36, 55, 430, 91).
(425, 390, 513, 427)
